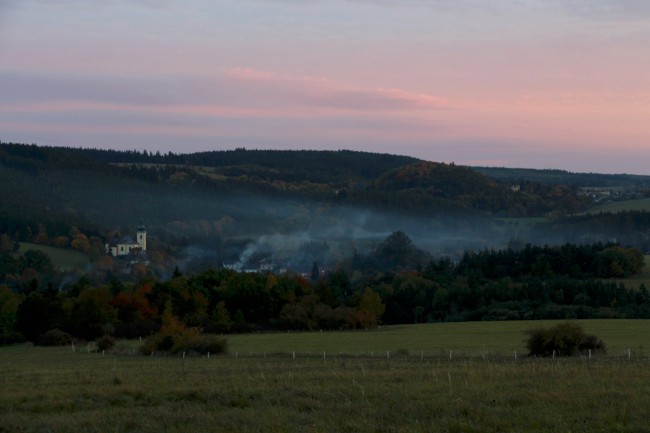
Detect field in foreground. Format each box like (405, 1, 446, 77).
(2, 320, 650, 433)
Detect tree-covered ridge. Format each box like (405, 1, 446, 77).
(375, 161, 501, 194)
(533, 210, 650, 252)
(0, 140, 599, 264)
(0, 142, 591, 218)
(370, 161, 515, 213)
(0, 143, 419, 184)
(361, 161, 589, 216)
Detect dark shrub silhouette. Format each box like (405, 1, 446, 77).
(96, 334, 116, 351)
(141, 316, 227, 355)
(37, 328, 73, 346)
(525, 322, 606, 357)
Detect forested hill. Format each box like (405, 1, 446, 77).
(93, 148, 421, 183)
(0, 142, 592, 237)
(0, 142, 601, 260)
(0, 142, 588, 217)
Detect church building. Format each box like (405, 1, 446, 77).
(105, 223, 147, 257)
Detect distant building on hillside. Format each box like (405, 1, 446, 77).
(106, 223, 147, 257)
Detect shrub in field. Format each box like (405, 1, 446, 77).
(141, 317, 200, 354)
(395, 348, 410, 357)
(0, 331, 26, 345)
(140, 315, 226, 355)
(96, 334, 116, 351)
(173, 334, 228, 355)
(525, 322, 606, 357)
(37, 328, 73, 346)
(578, 334, 606, 354)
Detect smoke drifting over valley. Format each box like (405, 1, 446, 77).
(175, 200, 513, 274)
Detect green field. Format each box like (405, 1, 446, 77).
(228, 319, 649, 358)
(15, 242, 90, 271)
(584, 198, 650, 214)
(2, 320, 650, 432)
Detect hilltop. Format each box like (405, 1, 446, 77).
(0, 142, 592, 221)
(2, 142, 650, 268)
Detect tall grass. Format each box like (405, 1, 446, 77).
(2, 320, 650, 432)
(2, 344, 650, 432)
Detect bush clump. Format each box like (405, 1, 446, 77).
(37, 329, 73, 346)
(174, 335, 228, 355)
(96, 334, 116, 351)
(141, 317, 227, 355)
(0, 331, 26, 345)
(525, 322, 606, 357)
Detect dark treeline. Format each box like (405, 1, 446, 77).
(0, 142, 419, 185)
(474, 166, 650, 188)
(1, 233, 647, 345)
(534, 211, 650, 252)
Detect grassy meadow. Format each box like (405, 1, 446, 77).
(15, 242, 90, 271)
(228, 319, 650, 358)
(584, 198, 650, 214)
(3, 320, 650, 433)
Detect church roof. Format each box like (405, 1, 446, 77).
(107, 235, 138, 246)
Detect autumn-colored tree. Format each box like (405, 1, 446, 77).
(51, 236, 69, 248)
(88, 236, 106, 261)
(357, 287, 385, 328)
(66, 287, 117, 340)
(0, 284, 23, 342)
(279, 294, 322, 330)
(92, 255, 117, 279)
(111, 283, 158, 338)
(178, 287, 209, 327)
(32, 223, 49, 245)
(206, 300, 232, 333)
(141, 312, 201, 354)
(70, 234, 90, 253)
(0, 234, 14, 253)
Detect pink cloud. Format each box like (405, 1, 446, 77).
(225, 67, 447, 111)
(0, 68, 449, 128)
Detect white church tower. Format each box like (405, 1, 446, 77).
(136, 221, 147, 252)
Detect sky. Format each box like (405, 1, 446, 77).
(1, 0, 649, 174)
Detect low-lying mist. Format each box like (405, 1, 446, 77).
(173, 199, 516, 273)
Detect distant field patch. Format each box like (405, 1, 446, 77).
(496, 217, 549, 225)
(584, 198, 650, 214)
(15, 242, 89, 271)
(228, 319, 650, 358)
